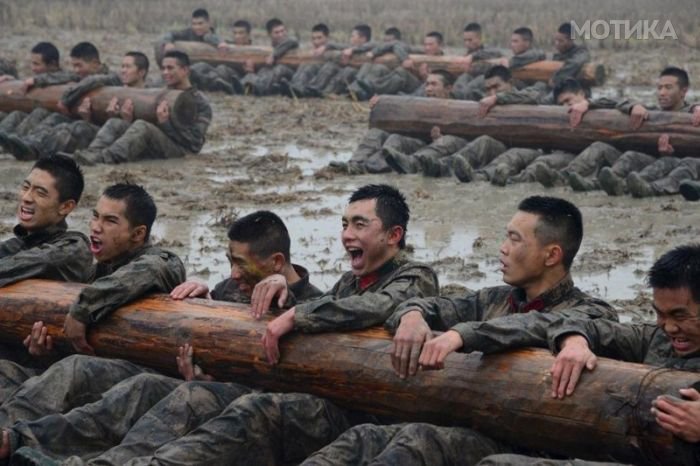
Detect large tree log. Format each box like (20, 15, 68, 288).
(370, 95, 700, 158)
(0, 81, 197, 127)
(0, 280, 696, 464)
(171, 41, 605, 86)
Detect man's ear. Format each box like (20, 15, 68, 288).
(130, 224, 148, 245)
(58, 199, 77, 217)
(269, 252, 287, 273)
(386, 225, 404, 247)
(544, 244, 564, 268)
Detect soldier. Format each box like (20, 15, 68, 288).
(5, 52, 149, 161)
(0, 183, 185, 458)
(477, 243, 700, 465)
(2, 211, 323, 464)
(316, 23, 375, 96)
(240, 18, 299, 96)
(71, 50, 212, 164)
(157, 8, 223, 59)
(452, 22, 504, 100)
(189, 19, 253, 94)
(0, 42, 109, 154)
(680, 180, 700, 201)
(353, 31, 447, 100)
(343, 70, 462, 175)
(280, 23, 333, 98)
(0, 58, 17, 78)
(551, 22, 591, 87)
(302, 196, 617, 466)
(0, 155, 92, 399)
(594, 67, 700, 197)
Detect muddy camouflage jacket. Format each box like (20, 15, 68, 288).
(616, 99, 698, 115)
(552, 44, 590, 86)
(211, 264, 322, 305)
(272, 38, 300, 61)
(33, 63, 113, 90)
(161, 28, 221, 47)
(0, 221, 93, 288)
(294, 254, 439, 333)
(69, 243, 185, 324)
(510, 48, 547, 69)
(385, 276, 617, 344)
(159, 86, 212, 153)
(60, 72, 124, 108)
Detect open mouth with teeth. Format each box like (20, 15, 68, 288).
(347, 247, 365, 269)
(18, 206, 34, 222)
(90, 236, 104, 256)
(671, 337, 694, 354)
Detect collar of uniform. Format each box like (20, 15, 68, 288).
(508, 275, 575, 313)
(289, 264, 311, 296)
(98, 242, 152, 277)
(13, 219, 68, 249)
(356, 254, 402, 291)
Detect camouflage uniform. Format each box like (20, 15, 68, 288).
(477, 455, 631, 466)
(508, 151, 575, 184)
(451, 135, 508, 182)
(0, 58, 17, 77)
(190, 63, 242, 94)
(72, 87, 212, 164)
(627, 157, 700, 198)
(349, 42, 420, 99)
(510, 49, 547, 71)
(286, 43, 347, 97)
(304, 277, 617, 466)
(321, 42, 378, 96)
(240, 38, 299, 95)
(211, 264, 322, 304)
(453, 45, 504, 100)
(155, 28, 221, 64)
(551, 44, 590, 86)
(458, 147, 541, 185)
(384, 135, 470, 177)
(535, 142, 621, 189)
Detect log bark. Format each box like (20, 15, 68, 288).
(370, 95, 700, 158)
(172, 41, 605, 86)
(0, 280, 697, 465)
(0, 81, 197, 127)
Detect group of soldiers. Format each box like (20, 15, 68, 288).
(0, 40, 212, 165)
(343, 65, 700, 201)
(0, 154, 699, 465)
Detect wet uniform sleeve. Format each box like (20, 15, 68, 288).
(0, 235, 93, 288)
(68, 252, 185, 324)
(453, 303, 617, 355)
(353, 42, 376, 55)
(588, 97, 620, 110)
(384, 289, 490, 332)
(470, 47, 503, 61)
(272, 39, 299, 61)
(614, 99, 645, 115)
(547, 318, 656, 362)
(370, 42, 396, 57)
(159, 90, 212, 153)
(294, 266, 438, 333)
(391, 43, 412, 62)
(203, 32, 222, 47)
(509, 49, 546, 69)
(60, 73, 123, 108)
(32, 70, 80, 88)
(552, 47, 590, 85)
(495, 86, 548, 105)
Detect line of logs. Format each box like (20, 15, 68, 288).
(170, 41, 606, 87)
(370, 95, 700, 158)
(0, 81, 197, 127)
(0, 279, 696, 465)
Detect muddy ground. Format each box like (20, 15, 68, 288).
(2, 29, 700, 322)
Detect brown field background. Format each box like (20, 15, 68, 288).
(1, 0, 699, 50)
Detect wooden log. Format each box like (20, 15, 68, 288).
(172, 41, 605, 86)
(370, 95, 700, 158)
(0, 81, 197, 127)
(0, 280, 697, 464)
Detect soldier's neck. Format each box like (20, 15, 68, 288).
(282, 264, 302, 286)
(523, 268, 568, 302)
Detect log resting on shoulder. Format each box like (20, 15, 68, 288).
(370, 95, 700, 158)
(171, 41, 605, 86)
(0, 279, 698, 464)
(0, 80, 197, 127)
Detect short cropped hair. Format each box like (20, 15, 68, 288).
(349, 184, 410, 249)
(312, 23, 330, 36)
(426, 31, 444, 45)
(558, 22, 573, 37)
(32, 154, 84, 203)
(464, 23, 482, 34)
(385, 27, 401, 41)
(192, 8, 210, 21)
(513, 27, 534, 42)
(648, 244, 700, 303)
(430, 69, 455, 87)
(233, 20, 252, 33)
(266, 18, 284, 34)
(125, 51, 149, 74)
(228, 210, 291, 262)
(660, 66, 690, 89)
(70, 42, 100, 62)
(163, 50, 190, 67)
(353, 24, 372, 42)
(103, 183, 157, 241)
(485, 65, 512, 83)
(517, 196, 583, 270)
(553, 78, 584, 102)
(31, 42, 60, 67)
